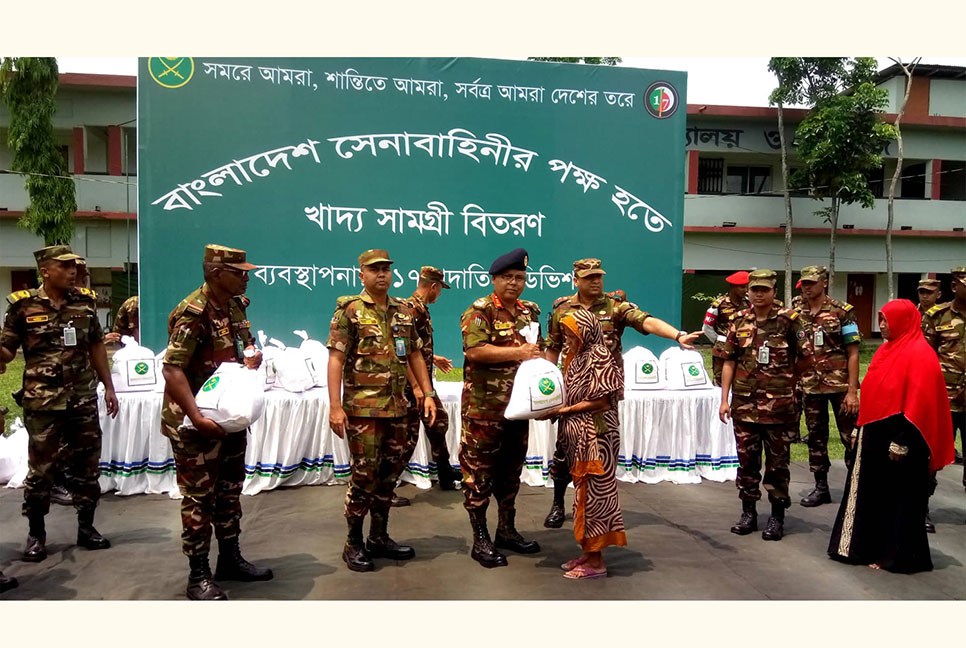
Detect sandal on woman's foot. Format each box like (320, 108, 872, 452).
(561, 556, 589, 571)
(563, 564, 607, 580)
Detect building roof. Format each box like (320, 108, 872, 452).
(876, 63, 966, 83)
(59, 73, 136, 89)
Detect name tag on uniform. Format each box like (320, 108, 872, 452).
(757, 345, 770, 364)
(813, 329, 824, 347)
(936, 324, 955, 332)
(63, 323, 77, 347)
(394, 337, 406, 357)
(26, 315, 49, 324)
(736, 331, 751, 338)
(217, 326, 231, 337)
(359, 317, 379, 325)
(494, 321, 513, 330)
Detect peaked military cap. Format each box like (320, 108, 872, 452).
(358, 249, 393, 267)
(34, 245, 82, 265)
(573, 258, 606, 278)
(204, 244, 257, 270)
(748, 269, 778, 288)
(419, 265, 450, 289)
(489, 248, 528, 275)
(799, 265, 828, 282)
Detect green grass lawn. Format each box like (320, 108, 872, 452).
(1, 356, 25, 436)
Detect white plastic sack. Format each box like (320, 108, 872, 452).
(1, 417, 29, 488)
(111, 336, 158, 392)
(623, 346, 665, 391)
(154, 350, 168, 392)
(272, 346, 320, 393)
(294, 330, 328, 388)
(659, 347, 711, 390)
(505, 323, 565, 420)
(182, 362, 266, 433)
(257, 331, 279, 391)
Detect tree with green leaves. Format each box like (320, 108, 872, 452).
(0, 57, 77, 245)
(527, 57, 621, 66)
(792, 58, 897, 292)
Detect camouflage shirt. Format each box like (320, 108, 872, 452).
(462, 293, 543, 420)
(327, 290, 422, 418)
(720, 305, 803, 424)
(160, 284, 254, 429)
(1, 286, 104, 411)
(922, 302, 965, 412)
(703, 293, 750, 350)
(546, 291, 650, 366)
(794, 296, 861, 394)
(113, 295, 139, 339)
(405, 292, 436, 382)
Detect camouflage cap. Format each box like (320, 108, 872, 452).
(34, 245, 82, 265)
(76, 258, 88, 266)
(952, 266, 966, 286)
(204, 244, 257, 270)
(358, 249, 393, 267)
(799, 265, 828, 282)
(748, 269, 778, 289)
(419, 265, 451, 289)
(573, 258, 606, 278)
(917, 278, 940, 290)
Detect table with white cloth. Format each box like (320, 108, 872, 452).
(96, 382, 736, 497)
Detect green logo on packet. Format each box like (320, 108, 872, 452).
(134, 362, 150, 375)
(538, 377, 556, 395)
(688, 365, 700, 376)
(202, 376, 220, 392)
(642, 363, 654, 375)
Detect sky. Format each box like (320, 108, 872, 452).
(57, 56, 966, 108)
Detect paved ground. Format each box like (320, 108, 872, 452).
(0, 460, 963, 600)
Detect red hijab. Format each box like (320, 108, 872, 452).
(857, 299, 954, 472)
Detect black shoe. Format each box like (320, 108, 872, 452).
(50, 485, 73, 507)
(730, 501, 758, 535)
(23, 534, 47, 562)
(0, 571, 18, 593)
(762, 503, 786, 541)
(468, 510, 507, 568)
(214, 538, 273, 581)
(544, 477, 569, 528)
(366, 512, 415, 560)
(77, 507, 111, 550)
(343, 517, 374, 572)
(186, 555, 228, 600)
(801, 473, 832, 507)
(925, 513, 936, 534)
(390, 494, 410, 507)
(495, 510, 540, 554)
(437, 464, 462, 491)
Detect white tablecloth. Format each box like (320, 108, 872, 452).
(96, 382, 736, 497)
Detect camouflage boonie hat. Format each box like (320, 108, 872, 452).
(917, 278, 940, 290)
(573, 258, 606, 278)
(34, 245, 82, 265)
(748, 269, 778, 289)
(799, 265, 828, 282)
(204, 244, 257, 270)
(419, 265, 450, 289)
(358, 249, 393, 267)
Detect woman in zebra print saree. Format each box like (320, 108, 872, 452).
(543, 309, 626, 579)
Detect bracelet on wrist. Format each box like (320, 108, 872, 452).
(888, 442, 908, 456)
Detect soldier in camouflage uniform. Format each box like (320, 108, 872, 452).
(105, 295, 140, 344)
(717, 269, 804, 541)
(460, 248, 543, 568)
(0, 245, 119, 563)
(703, 271, 751, 386)
(542, 258, 701, 528)
(160, 244, 273, 600)
(327, 249, 438, 572)
(917, 279, 941, 317)
(794, 266, 861, 507)
(398, 266, 461, 499)
(922, 266, 966, 497)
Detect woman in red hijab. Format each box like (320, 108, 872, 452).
(828, 299, 954, 573)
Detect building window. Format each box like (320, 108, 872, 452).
(787, 167, 810, 197)
(900, 161, 927, 199)
(725, 165, 772, 195)
(697, 157, 724, 194)
(940, 160, 965, 201)
(865, 166, 884, 199)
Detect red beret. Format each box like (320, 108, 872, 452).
(726, 271, 749, 285)
(795, 279, 802, 289)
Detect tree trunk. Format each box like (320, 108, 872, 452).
(828, 197, 838, 294)
(886, 59, 916, 301)
(777, 102, 794, 303)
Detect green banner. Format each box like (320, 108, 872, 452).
(138, 57, 687, 361)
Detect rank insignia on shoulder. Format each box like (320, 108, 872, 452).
(473, 298, 488, 308)
(7, 290, 32, 304)
(185, 302, 204, 314)
(926, 304, 945, 316)
(842, 303, 853, 311)
(553, 295, 571, 309)
(787, 311, 799, 320)
(238, 295, 251, 308)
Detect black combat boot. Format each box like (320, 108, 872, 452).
(800, 471, 832, 507)
(0, 570, 18, 593)
(76, 506, 111, 550)
(186, 555, 228, 600)
(730, 500, 757, 535)
(543, 477, 569, 528)
(214, 537, 274, 581)
(390, 494, 411, 507)
(50, 484, 74, 507)
(762, 502, 786, 541)
(366, 511, 415, 560)
(342, 517, 374, 572)
(23, 515, 47, 562)
(468, 509, 507, 568)
(495, 509, 540, 554)
(436, 453, 462, 491)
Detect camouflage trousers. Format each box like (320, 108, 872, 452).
(403, 388, 452, 473)
(733, 420, 796, 507)
(459, 417, 529, 513)
(345, 416, 409, 520)
(22, 398, 102, 518)
(803, 392, 857, 473)
(165, 423, 247, 557)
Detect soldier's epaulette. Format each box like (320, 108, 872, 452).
(607, 289, 626, 302)
(774, 298, 784, 307)
(829, 297, 852, 312)
(335, 294, 358, 309)
(926, 302, 950, 317)
(75, 287, 97, 300)
(471, 296, 491, 310)
(780, 308, 799, 320)
(552, 295, 573, 310)
(234, 295, 251, 308)
(710, 296, 723, 308)
(6, 289, 35, 305)
(520, 299, 540, 315)
(184, 291, 208, 315)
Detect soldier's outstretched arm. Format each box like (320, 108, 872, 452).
(327, 349, 348, 438)
(641, 315, 700, 348)
(162, 364, 224, 437)
(466, 343, 539, 365)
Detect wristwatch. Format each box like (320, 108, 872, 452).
(675, 330, 687, 342)
(423, 390, 437, 398)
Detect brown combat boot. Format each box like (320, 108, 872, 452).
(366, 511, 415, 560)
(342, 517, 374, 572)
(186, 555, 228, 600)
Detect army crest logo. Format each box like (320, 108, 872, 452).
(201, 376, 220, 392)
(641, 363, 654, 375)
(134, 362, 150, 376)
(538, 377, 556, 395)
(149, 57, 195, 89)
(688, 365, 700, 377)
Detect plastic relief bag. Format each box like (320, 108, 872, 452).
(257, 331, 279, 391)
(182, 362, 265, 433)
(111, 335, 159, 392)
(659, 347, 711, 390)
(504, 323, 566, 420)
(294, 330, 328, 388)
(1, 417, 29, 487)
(271, 340, 320, 393)
(623, 346, 665, 390)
